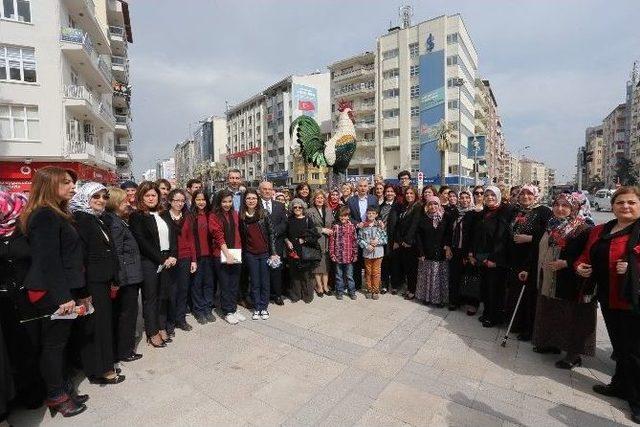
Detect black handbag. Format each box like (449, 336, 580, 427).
(460, 266, 482, 300)
(300, 245, 322, 262)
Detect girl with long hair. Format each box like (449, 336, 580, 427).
(190, 190, 216, 324)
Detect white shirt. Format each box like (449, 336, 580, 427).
(151, 212, 170, 251)
(262, 198, 272, 214)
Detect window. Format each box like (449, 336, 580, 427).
(448, 100, 459, 109)
(446, 55, 459, 66)
(409, 43, 419, 58)
(410, 106, 419, 117)
(383, 88, 399, 98)
(0, 45, 36, 82)
(382, 68, 399, 79)
(446, 33, 459, 44)
(411, 145, 420, 160)
(383, 129, 400, 138)
(383, 108, 399, 118)
(382, 49, 398, 60)
(1, 0, 31, 22)
(255, 112, 260, 120)
(311, 173, 320, 180)
(411, 127, 419, 140)
(0, 104, 39, 140)
(410, 65, 419, 76)
(410, 85, 420, 99)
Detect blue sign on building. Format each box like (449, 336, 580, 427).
(418, 50, 445, 183)
(467, 135, 486, 158)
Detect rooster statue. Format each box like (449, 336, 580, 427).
(289, 100, 357, 186)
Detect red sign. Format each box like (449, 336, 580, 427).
(298, 101, 315, 111)
(0, 161, 117, 192)
(226, 146, 261, 160)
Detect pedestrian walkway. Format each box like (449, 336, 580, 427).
(8, 295, 632, 426)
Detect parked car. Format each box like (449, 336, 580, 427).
(592, 189, 614, 211)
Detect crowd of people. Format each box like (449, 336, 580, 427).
(1, 166, 639, 423)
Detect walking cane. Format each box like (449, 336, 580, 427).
(501, 283, 526, 347)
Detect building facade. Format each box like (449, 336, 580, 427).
(193, 116, 227, 165)
(584, 125, 604, 186)
(602, 103, 627, 187)
(226, 73, 331, 186)
(502, 151, 521, 187)
(155, 157, 175, 184)
(520, 158, 549, 196)
(173, 139, 195, 188)
(375, 14, 479, 185)
(630, 77, 640, 170)
(0, 0, 133, 191)
(328, 52, 376, 177)
(473, 78, 505, 184)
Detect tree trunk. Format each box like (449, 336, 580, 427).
(440, 151, 446, 185)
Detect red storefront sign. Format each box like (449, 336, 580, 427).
(226, 146, 261, 160)
(0, 161, 117, 192)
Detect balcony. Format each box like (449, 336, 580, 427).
(111, 55, 129, 83)
(60, 27, 112, 92)
(64, 85, 115, 130)
(333, 81, 375, 97)
(355, 121, 375, 130)
(115, 114, 132, 137)
(332, 65, 375, 83)
(353, 101, 375, 113)
(61, 0, 110, 54)
(108, 26, 128, 56)
(358, 139, 376, 147)
(107, 0, 125, 26)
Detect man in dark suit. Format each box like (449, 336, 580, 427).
(348, 178, 379, 291)
(259, 180, 287, 305)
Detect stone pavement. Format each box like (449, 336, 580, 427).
(7, 293, 634, 426)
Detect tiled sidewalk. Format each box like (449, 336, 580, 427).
(7, 294, 632, 426)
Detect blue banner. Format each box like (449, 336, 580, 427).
(467, 135, 486, 158)
(418, 50, 446, 183)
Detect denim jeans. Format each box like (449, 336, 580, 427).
(245, 252, 270, 311)
(335, 263, 355, 295)
(191, 256, 214, 318)
(213, 257, 241, 315)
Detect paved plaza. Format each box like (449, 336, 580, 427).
(7, 284, 635, 427)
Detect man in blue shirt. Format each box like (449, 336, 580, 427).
(226, 169, 244, 211)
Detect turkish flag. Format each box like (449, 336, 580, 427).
(298, 101, 315, 111)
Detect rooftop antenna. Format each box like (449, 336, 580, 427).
(399, 5, 413, 29)
(632, 61, 638, 84)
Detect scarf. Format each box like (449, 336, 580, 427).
(69, 182, 107, 216)
(425, 196, 443, 228)
(517, 184, 541, 211)
(546, 193, 586, 249)
(0, 189, 27, 237)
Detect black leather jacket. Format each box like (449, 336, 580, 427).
(239, 213, 277, 256)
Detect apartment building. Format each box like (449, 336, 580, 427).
(520, 158, 549, 196)
(173, 139, 195, 188)
(193, 115, 227, 164)
(0, 0, 133, 190)
(602, 103, 627, 187)
(631, 79, 640, 170)
(328, 52, 376, 177)
(226, 72, 331, 186)
(375, 14, 478, 184)
(473, 78, 505, 184)
(502, 151, 521, 187)
(155, 157, 175, 184)
(584, 125, 604, 184)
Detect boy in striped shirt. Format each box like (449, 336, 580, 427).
(329, 206, 358, 300)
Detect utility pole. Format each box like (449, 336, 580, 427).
(453, 78, 465, 191)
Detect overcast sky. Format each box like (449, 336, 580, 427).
(128, 0, 640, 183)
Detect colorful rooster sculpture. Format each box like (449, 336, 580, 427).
(289, 101, 357, 183)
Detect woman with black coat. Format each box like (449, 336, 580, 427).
(129, 181, 178, 348)
(508, 184, 553, 341)
(470, 186, 513, 328)
(20, 166, 87, 417)
(390, 186, 421, 299)
(69, 182, 123, 385)
(379, 184, 396, 294)
(104, 187, 144, 363)
(240, 189, 279, 319)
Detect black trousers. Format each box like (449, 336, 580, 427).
(289, 269, 314, 303)
(392, 246, 418, 293)
(505, 271, 538, 336)
(113, 284, 140, 360)
(601, 306, 640, 407)
(141, 258, 170, 337)
(482, 266, 507, 324)
(449, 249, 464, 306)
(269, 266, 283, 299)
(381, 250, 393, 289)
(79, 281, 114, 378)
(353, 248, 364, 290)
(168, 259, 191, 329)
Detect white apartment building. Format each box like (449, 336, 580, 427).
(328, 52, 376, 177)
(193, 116, 227, 165)
(141, 168, 156, 181)
(173, 139, 195, 187)
(602, 103, 627, 187)
(584, 125, 604, 185)
(226, 72, 331, 185)
(631, 79, 640, 170)
(520, 158, 549, 196)
(474, 78, 505, 184)
(375, 14, 478, 184)
(155, 157, 175, 183)
(0, 0, 133, 190)
(502, 151, 521, 187)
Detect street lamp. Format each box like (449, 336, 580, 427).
(452, 77, 465, 191)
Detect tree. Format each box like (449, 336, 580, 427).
(615, 157, 639, 186)
(435, 120, 455, 185)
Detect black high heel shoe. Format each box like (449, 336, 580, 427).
(46, 395, 87, 418)
(555, 357, 582, 370)
(89, 374, 126, 385)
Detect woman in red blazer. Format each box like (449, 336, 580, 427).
(575, 186, 640, 423)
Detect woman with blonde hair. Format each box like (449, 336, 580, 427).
(307, 189, 333, 296)
(20, 166, 88, 417)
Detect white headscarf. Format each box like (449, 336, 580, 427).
(484, 185, 502, 206)
(69, 182, 107, 216)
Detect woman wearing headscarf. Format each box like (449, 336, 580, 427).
(449, 190, 480, 313)
(532, 192, 594, 369)
(415, 196, 452, 307)
(508, 184, 553, 341)
(470, 186, 512, 327)
(69, 183, 124, 385)
(575, 186, 640, 423)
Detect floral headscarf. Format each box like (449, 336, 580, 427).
(69, 181, 107, 216)
(518, 184, 541, 210)
(547, 192, 587, 248)
(0, 188, 28, 237)
(424, 195, 443, 228)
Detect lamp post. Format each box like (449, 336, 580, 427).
(452, 77, 465, 191)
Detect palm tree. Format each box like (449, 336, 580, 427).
(435, 120, 455, 185)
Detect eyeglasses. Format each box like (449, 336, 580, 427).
(292, 206, 303, 209)
(473, 191, 484, 195)
(92, 194, 110, 200)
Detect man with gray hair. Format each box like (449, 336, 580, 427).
(347, 178, 378, 291)
(259, 180, 287, 305)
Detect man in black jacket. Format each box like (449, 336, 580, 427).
(259, 181, 287, 305)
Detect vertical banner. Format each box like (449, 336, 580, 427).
(419, 50, 446, 182)
(292, 84, 318, 120)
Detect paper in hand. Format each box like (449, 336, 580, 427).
(157, 264, 165, 274)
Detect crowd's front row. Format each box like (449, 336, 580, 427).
(1, 167, 640, 424)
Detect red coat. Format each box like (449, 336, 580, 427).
(176, 215, 197, 262)
(207, 210, 241, 258)
(575, 223, 638, 310)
